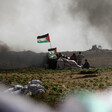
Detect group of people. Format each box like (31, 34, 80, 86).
(48, 52, 90, 69)
(70, 52, 90, 69)
(70, 52, 84, 65)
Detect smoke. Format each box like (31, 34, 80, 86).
(0, 42, 48, 69)
(0, 41, 10, 53)
(68, 0, 112, 47)
(0, 0, 112, 52)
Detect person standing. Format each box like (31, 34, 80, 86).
(70, 53, 77, 62)
(77, 52, 84, 65)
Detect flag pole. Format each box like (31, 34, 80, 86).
(50, 41, 52, 48)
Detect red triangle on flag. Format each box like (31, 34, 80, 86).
(55, 48, 57, 55)
(46, 35, 50, 41)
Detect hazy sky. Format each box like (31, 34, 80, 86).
(0, 0, 112, 52)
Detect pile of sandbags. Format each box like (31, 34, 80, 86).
(3, 80, 45, 95)
(28, 80, 45, 95)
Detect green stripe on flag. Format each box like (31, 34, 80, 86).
(37, 40, 50, 43)
(51, 53, 56, 56)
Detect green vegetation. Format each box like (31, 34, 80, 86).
(0, 67, 112, 107)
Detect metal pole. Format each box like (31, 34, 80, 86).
(50, 41, 52, 48)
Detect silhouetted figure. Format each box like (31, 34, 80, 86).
(70, 53, 77, 62)
(77, 52, 84, 65)
(48, 53, 57, 69)
(82, 59, 90, 69)
(57, 53, 62, 59)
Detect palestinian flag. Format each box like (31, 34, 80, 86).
(37, 33, 50, 43)
(48, 48, 57, 56)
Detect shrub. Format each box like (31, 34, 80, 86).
(43, 84, 49, 89)
(52, 86, 57, 91)
(58, 88, 62, 93)
(105, 76, 109, 80)
(93, 83, 98, 86)
(106, 82, 112, 86)
(99, 84, 105, 89)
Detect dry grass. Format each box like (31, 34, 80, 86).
(0, 67, 112, 106)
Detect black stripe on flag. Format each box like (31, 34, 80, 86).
(48, 48, 56, 51)
(37, 33, 49, 39)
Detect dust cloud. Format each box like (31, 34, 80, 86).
(0, 0, 112, 52)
